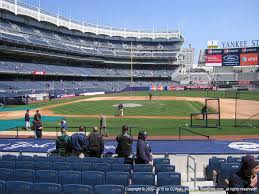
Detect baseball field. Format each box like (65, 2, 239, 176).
(0, 90, 259, 138)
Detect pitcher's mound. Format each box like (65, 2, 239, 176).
(112, 103, 142, 108)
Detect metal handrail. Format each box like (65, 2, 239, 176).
(187, 155, 197, 188)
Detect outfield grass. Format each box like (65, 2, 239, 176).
(51, 100, 204, 116)
(40, 117, 259, 136)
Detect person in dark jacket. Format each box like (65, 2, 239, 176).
(116, 125, 133, 158)
(33, 117, 43, 138)
(136, 131, 153, 165)
(201, 105, 208, 120)
(24, 109, 30, 130)
(34, 110, 42, 121)
(88, 127, 104, 158)
(228, 155, 259, 194)
(56, 128, 71, 156)
(70, 126, 88, 158)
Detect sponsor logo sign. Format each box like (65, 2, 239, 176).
(205, 54, 222, 66)
(228, 142, 259, 152)
(223, 52, 240, 66)
(240, 53, 258, 66)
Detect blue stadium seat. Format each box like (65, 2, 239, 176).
(63, 184, 92, 194)
(33, 156, 49, 162)
(100, 157, 116, 164)
(114, 157, 125, 164)
(35, 170, 58, 184)
(95, 185, 124, 194)
(52, 162, 71, 171)
(66, 156, 82, 163)
(48, 156, 66, 162)
(157, 172, 181, 187)
(133, 164, 153, 172)
(6, 181, 33, 194)
(206, 157, 226, 180)
(126, 185, 156, 194)
(0, 168, 13, 181)
(227, 156, 242, 164)
(0, 180, 5, 194)
(91, 163, 111, 172)
(14, 169, 35, 182)
(17, 155, 33, 161)
(34, 162, 52, 170)
(111, 164, 131, 173)
(2, 154, 17, 161)
(155, 165, 175, 174)
(15, 161, 34, 170)
(81, 157, 100, 163)
(132, 172, 155, 185)
(153, 158, 170, 167)
(81, 171, 105, 186)
(158, 185, 189, 194)
(0, 160, 15, 169)
(106, 171, 129, 186)
(59, 171, 81, 185)
(70, 162, 91, 171)
(217, 163, 240, 188)
(33, 183, 61, 194)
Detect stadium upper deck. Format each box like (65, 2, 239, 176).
(0, 0, 181, 40)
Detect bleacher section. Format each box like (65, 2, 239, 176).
(0, 154, 188, 194)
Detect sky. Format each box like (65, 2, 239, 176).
(22, 0, 259, 63)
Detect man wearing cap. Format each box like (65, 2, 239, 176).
(228, 154, 259, 193)
(56, 128, 71, 156)
(116, 125, 133, 158)
(88, 127, 104, 158)
(135, 131, 153, 165)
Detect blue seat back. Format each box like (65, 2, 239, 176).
(48, 156, 66, 162)
(63, 184, 92, 194)
(81, 157, 100, 163)
(35, 170, 58, 184)
(132, 172, 155, 185)
(15, 161, 34, 170)
(59, 171, 81, 185)
(17, 155, 33, 161)
(133, 164, 153, 172)
(6, 181, 33, 194)
(0, 161, 15, 169)
(2, 154, 17, 161)
(66, 157, 82, 163)
(95, 185, 124, 194)
(106, 171, 129, 186)
(33, 156, 49, 162)
(0, 180, 5, 194)
(14, 169, 35, 182)
(33, 183, 61, 194)
(227, 156, 242, 164)
(155, 165, 175, 174)
(34, 162, 52, 171)
(111, 164, 131, 173)
(81, 171, 105, 186)
(70, 162, 91, 171)
(0, 168, 13, 181)
(157, 172, 181, 187)
(153, 158, 170, 167)
(52, 162, 71, 171)
(91, 163, 111, 172)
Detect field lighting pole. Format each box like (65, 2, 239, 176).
(130, 42, 133, 85)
